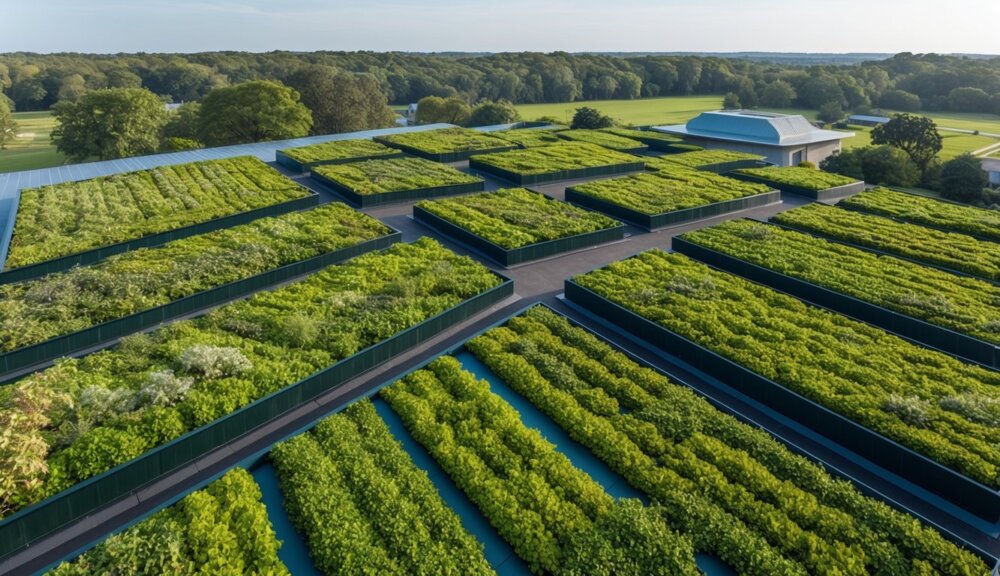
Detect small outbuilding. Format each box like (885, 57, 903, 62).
(654, 110, 853, 167)
(847, 114, 891, 127)
(983, 158, 1000, 187)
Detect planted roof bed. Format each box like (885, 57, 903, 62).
(839, 187, 1000, 243)
(598, 127, 694, 152)
(414, 187, 623, 266)
(556, 129, 649, 152)
(3, 156, 317, 283)
(469, 142, 644, 185)
(373, 127, 516, 162)
(646, 149, 766, 173)
(310, 157, 484, 207)
(491, 128, 565, 148)
(275, 138, 402, 172)
(732, 165, 864, 201)
(566, 166, 777, 230)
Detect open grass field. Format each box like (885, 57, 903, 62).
(515, 95, 724, 126)
(0, 111, 66, 173)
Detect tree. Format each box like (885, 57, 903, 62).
(197, 81, 312, 146)
(468, 100, 520, 127)
(818, 101, 844, 123)
(798, 75, 844, 109)
(415, 96, 472, 126)
(57, 74, 87, 102)
(105, 68, 143, 89)
(570, 106, 614, 129)
(722, 92, 741, 110)
(859, 145, 920, 186)
(879, 89, 922, 112)
(161, 102, 201, 141)
(820, 149, 865, 181)
(871, 113, 942, 177)
(947, 87, 992, 113)
(760, 80, 796, 108)
(52, 88, 167, 161)
(284, 66, 395, 135)
(939, 154, 988, 203)
(0, 99, 17, 150)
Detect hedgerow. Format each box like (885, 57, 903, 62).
(569, 168, 771, 216)
(0, 238, 501, 517)
(416, 187, 619, 249)
(271, 400, 493, 576)
(312, 157, 481, 195)
(464, 306, 990, 576)
(492, 129, 565, 148)
(382, 356, 700, 576)
(773, 203, 1000, 282)
(645, 149, 764, 170)
(47, 468, 288, 575)
(556, 129, 646, 151)
(840, 187, 1000, 242)
(469, 143, 641, 176)
(683, 219, 1000, 345)
(279, 138, 399, 164)
(0, 204, 391, 353)
(7, 157, 311, 269)
(376, 127, 513, 154)
(573, 251, 1000, 489)
(734, 166, 859, 190)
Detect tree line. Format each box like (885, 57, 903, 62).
(3, 51, 1000, 115)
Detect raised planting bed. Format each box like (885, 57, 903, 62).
(676, 219, 1000, 369)
(839, 187, 1000, 243)
(567, 250, 1000, 520)
(469, 142, 645, 186)
(271, 400, 493, 575)
(275, 138, 403, 173)
(645, 149, 767, 174)
(310, 157, 484, 207)
(45, 469, 288, 575)
(0, 238, 511, 557)
(566, 167, 779, 231)
(0, 203, 398, 379)
(373, 127, 516, 162)
(773, 203, 1000, 283)
(491, 128, 565, 148)
(599, 127, 688, 152)
(731, 166, 864, 201)
(2, 156, 318, 284)
(555, 129, 649, 153)
(460, 305, 992, 574)
(414, 187, 624, 266)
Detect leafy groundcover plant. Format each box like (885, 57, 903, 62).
(0, 203, 392, 354)
(734, 166, 859, 190)
(271, 400, 494, 576)
(416, 187, 619, 249)
(491, 129, 565, 148)
(556, 129, 647, 151)
(600, 127, 681, 144)
(573, 251, 1000, 490)
(0, 238, 501, 517)
(383, 356, 701, 576)
(569, 167, 772, 216)
(645, 149, 764, 170)
(311, 157, 482, 196)
(682, 220, 1000, 345)
(469, 143, 641, 176)
(840, 187, 1000, 243)
(278, 138, 400, 165)
(375, 127, 514, 155)
(6, 156, 311, 269)
(773, 203, 1000, 282)
(464, 306, 990, 575)
(47, 468, 288, 576)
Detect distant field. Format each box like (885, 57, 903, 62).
(0, 111, 65, 173)
(515, 95, 724, 126)
(835, 125, 997, 160)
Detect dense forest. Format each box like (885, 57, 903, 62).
(2, 51, 999, 115)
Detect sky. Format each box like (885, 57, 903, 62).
(2, 0, 998, 55)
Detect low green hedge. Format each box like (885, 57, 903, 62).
(556, 129, 648, 152)
(415, 187, 619, 249)
(840, 187, 1000, 243)
(734, 166, 860, 191)
(311, 157, 482, 196)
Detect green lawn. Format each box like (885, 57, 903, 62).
(515, 95, 724, 126)
(0, 111, 66, 173)
(835, 124, 997, 161)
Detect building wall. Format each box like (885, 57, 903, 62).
(682, 138, 842, 167)
(989, 170, 1000, 186)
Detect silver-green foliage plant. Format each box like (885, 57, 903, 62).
(7, 156, 312, 269)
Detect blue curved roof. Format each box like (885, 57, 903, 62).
(653, 110, 851, 147)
